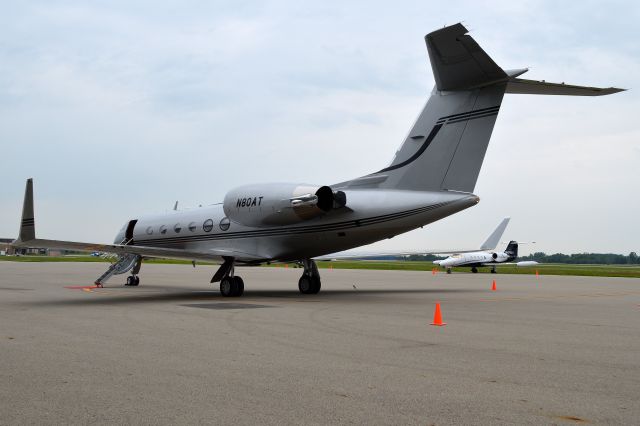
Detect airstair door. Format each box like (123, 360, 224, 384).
(125, 220, 138, 244)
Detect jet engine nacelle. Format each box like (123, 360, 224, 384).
(492, 252, 510, 262)
(223, 183, 347, 227)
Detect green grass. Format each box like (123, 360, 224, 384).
(2, 256, 640, 278)
(309, 261, 640, 278)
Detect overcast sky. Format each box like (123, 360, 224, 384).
(1, 0, 638, 255)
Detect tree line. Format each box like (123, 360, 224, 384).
(404, 252, 640, 265)
(518, 252, 639, 265)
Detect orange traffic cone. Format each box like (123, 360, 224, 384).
(491, 280, 497, 291)
(535, 269, 539, 278)
(285, 264, 288, 269)
(431, 302, 446, 326)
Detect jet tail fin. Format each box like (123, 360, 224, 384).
(426, 23, 508, 91)
(16, 178, 35, 243)
(480, 217, 510, 250)
(505, 240, 519, 257)
(339, 23, 623, 194)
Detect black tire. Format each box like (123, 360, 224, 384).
(446, 269, 452, 274)
(298, 275, 313, 294)
(220, 277, 235, 297)
(299, 275, 321, 294)
(133, 276, 140, 286)
(233, 276, 244, 297)
(126, 275, 134, 286)
(490, 269, 497, 274)
(310, 276, 321, 294)
(471, 267, 478, 273)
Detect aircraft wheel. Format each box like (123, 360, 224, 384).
(233, 276, 244, 297)
(310, 276, 321, 294)
(126, 275, 138, 286)
(490, 268, 497, 274)
(298, 275, 312, 294)
(471, 267, 478, 273)
(298, 275, 321, 294)
(446, 269, 452, 274)
(220, 277, 235, 297)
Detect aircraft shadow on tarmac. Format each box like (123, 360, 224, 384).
(25, 287, 483, 307)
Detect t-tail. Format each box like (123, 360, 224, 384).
(341, 23, 623, 192)
(505, 241, 519, 258)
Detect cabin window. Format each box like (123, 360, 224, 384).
(219, 217, 230, 231)
(174, 223, 182, 233)
(188, 222, 197, 232)
(159, 225, 167, 234)
(203, 219, 214, 232)
(146, 226, 153, 235)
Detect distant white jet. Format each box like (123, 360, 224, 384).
(433, 218, 537, 274)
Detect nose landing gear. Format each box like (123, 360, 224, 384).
(220, 276, 244, 297)
(125, 275, 140, 286)
(212, 257, 244, 297)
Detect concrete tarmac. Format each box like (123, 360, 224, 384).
(1, 262, 639, 425)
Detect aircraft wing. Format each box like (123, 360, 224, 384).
(318, 216, 511, 260)
(11, 179, 264, 264)
(11, 238, 263, 263)
(315, 248, 481, 261)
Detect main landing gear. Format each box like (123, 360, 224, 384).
(211, 257, 323, 297)
(471, 267, 478, 273)
(490, 266, 497, 274)
(298, 259, 321, 295)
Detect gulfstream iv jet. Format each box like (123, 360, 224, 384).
(11, 24, 622, 296)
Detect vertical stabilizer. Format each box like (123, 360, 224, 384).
(349, 24, 509, 193)
(505, 240, 519, 257)
(17, 178, 35, 242)
(339, 23, 623, 193)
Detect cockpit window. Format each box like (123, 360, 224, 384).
(159, 225, 167, 234)
(174, 223, 182, 233)
(188, 222, 197, 232)
(203, 219, 214, 232)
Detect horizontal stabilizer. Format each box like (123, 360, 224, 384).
(506, 78, 625, 96)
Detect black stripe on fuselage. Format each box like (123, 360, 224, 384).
(135, 201, 454, 246)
